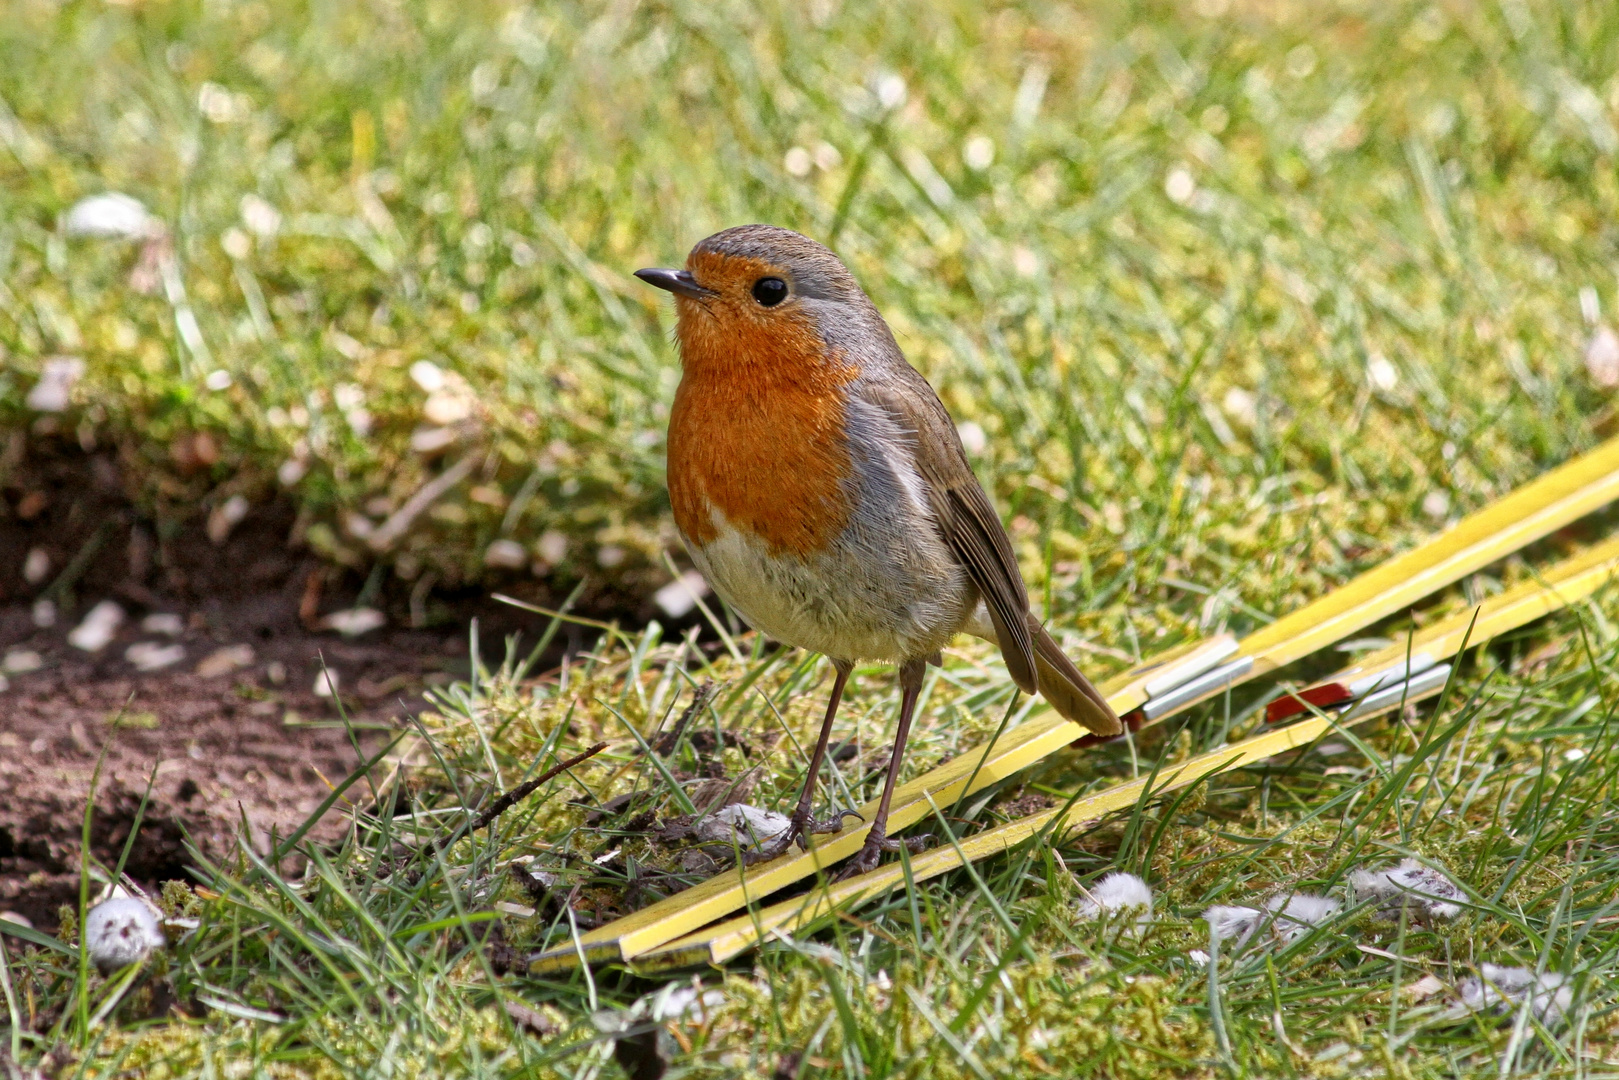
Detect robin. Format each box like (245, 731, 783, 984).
(636, 225, 1121, 877)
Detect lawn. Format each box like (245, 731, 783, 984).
(4, 0, 1619, 1075)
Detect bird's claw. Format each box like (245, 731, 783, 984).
(794, 808, 865, 850)
(742, 807, 864, 865)
(835, 829, 934, 880)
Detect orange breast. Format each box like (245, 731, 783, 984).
(667, 308, 855, 559)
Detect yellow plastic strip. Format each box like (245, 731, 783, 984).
(1239, 438, 1619, 677)
(529, 437, 1619, 973)
(1348, 533, 1619, 678)
(1128, 439, 1619, 721)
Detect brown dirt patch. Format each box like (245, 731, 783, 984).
(0, 627, 452, 930)
(0, 439, 603, 930)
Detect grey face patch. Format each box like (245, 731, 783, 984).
(782, 268, 843, 303)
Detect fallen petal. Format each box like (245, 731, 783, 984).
(64, 193, 157, 240)
(68, 600, 125, 652)
(125, 641, 186, 672)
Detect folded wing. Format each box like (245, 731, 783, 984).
(857, 371, 1121, 736)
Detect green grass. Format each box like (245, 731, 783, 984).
(6, 0, 1619, 1075)
(5, 0, 1617, 608)
(11, 608, 1619, 1076)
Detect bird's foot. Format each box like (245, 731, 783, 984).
(742, 808, 864, 865)
(834, 827, 933, 880)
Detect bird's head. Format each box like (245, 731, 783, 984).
(636, 225, 880, 378)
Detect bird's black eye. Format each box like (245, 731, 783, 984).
(751, 277, 788, 307)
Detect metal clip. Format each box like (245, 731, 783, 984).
(1341, 663, 1451, 720)
(1141, 656, 1255, 720)
(1344, 652, 1436, 698)
(1141, 637, 1241, 698)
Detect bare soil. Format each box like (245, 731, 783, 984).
(0, 439, 597, 930)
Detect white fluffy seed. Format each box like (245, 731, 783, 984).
(22, 547, 50, 585)
(2, 649, 43, 675)
(1203, 905, 1264, 950)
(1458, 964, 1572, 1025)
(1076, 872, 1154, 927)
(206, 494, 250, 545)
(141, 613, 185, 636)
(26, 356, 86, 413)
(409, 426, 457, 454)
(1264, 893, 1341, 942)
(535, 530, 568, 565)
(1367, 352, 1399, 392)
(1349, 857, 1465, 920)
(956, 420, 987, 455)
(32, 599, 57, 628)
(484, 539, 529, 569)
(409, 360, 446, 392)
(422, 391, 472, 425)
(963, 135, 995, 171)
(240, 194, 281, 237)
(195, 644, 255, 678)
(1586, 326, 1619, 388)
(125, 641, 186, 672)
(649, 985, 727, 1022)
(1204, 894, 1339, 951)
(278, 457, 309, 487)
(875, 73, 907, 110)
(85, 897, 166, 971)
(653, 570, 710, 619)
(220, 227, 252, 260)
(63, 193, 157, 240)
(320, 608, 385, 636)
(1164, 166, 1196, 205)
(1222, 387, 1258, 427)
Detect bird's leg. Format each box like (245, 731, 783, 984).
(744, 659, 862, 864)
(837, 658, 932, 879)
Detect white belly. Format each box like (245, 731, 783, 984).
(685, 517, 975, 662)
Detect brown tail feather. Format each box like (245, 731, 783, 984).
(1031, 621, 1122, 736)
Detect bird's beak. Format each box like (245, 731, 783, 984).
(634, 267, 717, 300)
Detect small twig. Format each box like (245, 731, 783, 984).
(409, 571, 437, 629)
(299, 569, 323, 629)
(367, 454, 476, 552)
(504, 999, 559, 1038)
(493, 592, 622, 635)
(45, 520, 116, 603)
(412, 742, 608, 866)
(654, 681, 718, 756)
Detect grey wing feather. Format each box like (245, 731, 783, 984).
(856, 372, 1038, 694)
(939, 484, 1037, 693)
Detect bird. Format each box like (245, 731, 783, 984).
(635, 224, 1121, 877)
